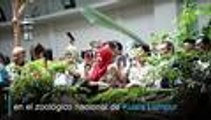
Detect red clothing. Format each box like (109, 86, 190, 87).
(88, 44, 113, 81)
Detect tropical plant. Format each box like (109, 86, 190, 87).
(197, 4, 211, 16)
(176, 0, 211, 44)
(202, 20, 211, 39)
(172, 50, 211, 118)
(146, 55, 180, 87)
(176, 0, 198, 43)
(88, 87, 174, 104)
(10, 59, 69, 103)
(149, 31, 170, 46)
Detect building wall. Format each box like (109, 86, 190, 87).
(198, 0, 211, 29)
(0, 0, 210, 59)
(29, 0, 156, 58)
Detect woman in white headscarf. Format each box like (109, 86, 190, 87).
(54, 45, 80, 86)
(126, 45, 153, 88)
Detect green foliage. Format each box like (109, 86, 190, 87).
(148, 50, 211, 83)
(48, 60, 68, 74)
(88, 87, 174, 104)
(8, 1, 211, 106)
(202, 20, 211, 39)
(177, 0, 198, 41)
(10, 51, 211, 105)
(147, 54, 181, 83)
(197, 4, 211, 16)
(149, 31, 170, 45)
(43, 86, 83, 104)
(176, 1, 211, 44)
(10, 60, 69, 103)
(174, 53, 211, 114)
(173, 50, 210, 80)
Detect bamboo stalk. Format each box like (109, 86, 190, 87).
(12, 0, 26, 47)
(12, 0, 20, 47)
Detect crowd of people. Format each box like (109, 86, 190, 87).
(0, 28, 211, 116)
(0, 31, 211, 92)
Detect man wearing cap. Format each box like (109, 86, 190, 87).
(6, 46, 26, 81)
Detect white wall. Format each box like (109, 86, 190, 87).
(154, 0, 178, 32)
(1, 0, 209, 59)
(29, 0, 156, 58)
(198, 0, 211, 30)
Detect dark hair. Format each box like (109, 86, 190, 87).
(44, 49, 53, 61)
(132, 42, 141, 48)
(113, 41, 123, 51)
(4, 56, 10, 65)
(196, 35, 210, 45)
(30, 45, 35, 61)
(201, 36, 210, 44)
(162, 41, 174, 53)
(107, 41, 117, 50)
(34, 43, 45, 56)
(184, 38, 195, 44)
(141, 45, 151, 55)
(30, 43, 45, 61)
(209, 19, 211, 26)
(81, 50, 94, 59)
(132, 43, 151, 55)
(0, 52, 5, 64)
(142, 45, 150, 52)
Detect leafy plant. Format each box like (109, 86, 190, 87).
(202, 20, 211, 39)
(149, 31, 170, 46)
(10, 59, 69, 103)
(176, 0, 198, 42)
(197, 4, 211, 16)
(176, 0, 211, 44)
(88, 87, 174, 104)
(146, 54, 182, 86)
(47, 60, 68, 74)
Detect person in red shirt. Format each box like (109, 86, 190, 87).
(87, 41, 117, 82)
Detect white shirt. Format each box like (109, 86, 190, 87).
(127, 60, 153, 87)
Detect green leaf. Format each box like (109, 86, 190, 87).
(197, 4, 211, 15)
(88, 87, 174, 104)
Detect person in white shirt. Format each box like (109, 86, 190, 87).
(54, 42, 79, 86)
(126, 44, 153, 88)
